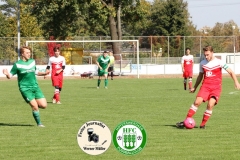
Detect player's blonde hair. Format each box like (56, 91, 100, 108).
(203, 45, 213, 52)
(20, 46, 32, 54)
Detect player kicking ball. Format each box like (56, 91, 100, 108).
(176, 45, 240, 129)
(3, 46, 49, 127)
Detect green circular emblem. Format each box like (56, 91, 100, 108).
(112, 120, 147, 155)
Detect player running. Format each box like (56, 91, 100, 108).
(45, 46, 66, 104)
(176, 45, 240, 129)
(3, 46, 49, 127)
(96, 51, 110, 89)
(181, 48, 194, 90)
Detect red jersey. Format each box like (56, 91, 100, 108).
(181, 55, 194, 71)
(47, 55, 66, 88)
(47, 56, 66, 76)
(200, 57, 228, 85)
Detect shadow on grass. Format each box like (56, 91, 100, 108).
(81, 87, 100, 89)
(47, 101, 53, 103)
(0, 123, 34, 127)
(163, 124, 198, 129)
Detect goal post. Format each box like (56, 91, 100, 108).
(26, 40, 140, 78)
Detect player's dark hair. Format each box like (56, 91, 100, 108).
(20, 46, 31, 54)
(53, 46, 60, 52)
(185, 48, 190, 51)
(203, 45, 213, 52)
(103, 50, 109, 53)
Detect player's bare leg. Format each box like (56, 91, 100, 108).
(188, 77, 192, 90)
(104, 73, 108, 89)
(29, 99, 47, 127)
(200, 97, 216, 129)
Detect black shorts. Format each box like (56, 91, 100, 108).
(108, 66, 114, 72)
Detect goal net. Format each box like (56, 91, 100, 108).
(26, 40, 140, 78)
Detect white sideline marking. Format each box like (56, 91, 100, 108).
(229, 91, 239, 95)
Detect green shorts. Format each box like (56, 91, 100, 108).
(98, 69, 108, 76)
(20, 87, 45, 103)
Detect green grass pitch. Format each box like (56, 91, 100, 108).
(1, 77, 240, 160)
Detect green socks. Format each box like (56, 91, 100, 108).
(105, 79, 108, 87)
(32, 110, 42, 125)
(97, 79, 101, 87)
(98, 79, 108, 87)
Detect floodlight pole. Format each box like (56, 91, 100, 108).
(17, 0, 20, 60)
(232, 25, 236, 73)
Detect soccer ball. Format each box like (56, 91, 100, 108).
(183, 117, 195, 129)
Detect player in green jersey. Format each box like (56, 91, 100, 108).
(96, 51, 110, 89)
(2, 46, 50, 127)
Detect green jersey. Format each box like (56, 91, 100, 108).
(10, 59, 39, 91)
(97, 55, 110, 69)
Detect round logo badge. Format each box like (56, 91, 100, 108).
(112, 120, 147, 155)
(77, 120, 111, 155)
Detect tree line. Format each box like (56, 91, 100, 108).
(0, 0, 239, 57)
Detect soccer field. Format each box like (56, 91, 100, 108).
(1, 77, 240, 159)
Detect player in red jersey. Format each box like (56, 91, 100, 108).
(176, 45, 240, 129)
(181, 48, 194, 90)
(45, 46, 66, 104)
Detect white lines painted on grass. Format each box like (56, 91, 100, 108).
(229, 91, 239, 95)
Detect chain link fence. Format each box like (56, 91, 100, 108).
(0, 36, 238, 65)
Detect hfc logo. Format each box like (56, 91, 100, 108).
(121, 128, 137, 149)
(113, 120, 147, 155)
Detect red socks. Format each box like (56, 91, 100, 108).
(54, 89, 60, 102)
(200, 110, 212, 126)
(186, 104, 198, 118)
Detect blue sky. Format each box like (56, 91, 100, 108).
(148, 0, 240, 30)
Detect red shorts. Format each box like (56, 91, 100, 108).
(183, 70, 193, 78)
(51, 75, 63, 88)
(197, 84, 222, 103)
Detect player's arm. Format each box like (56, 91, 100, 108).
(2, 69, 12, 79)
(36, 69, 50, 76)
(44, 65, 51, 78)
(181, 58, 184, 72)
(192, 57, 194, 70)
(3, 64, 17, 79)
(44, 59, 51, 78)
(225, 67, 240, 89)
(56, 57, 66, 74)
(105, 60, 110, 72)
(181, 63, 184, 72)
(190, 72, 204, 93)
(56, 65, 65, 74)
(96, 60, 102, 70)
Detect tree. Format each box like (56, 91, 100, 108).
(210, 20, 239, 52)
(147, 0, 190, 57)
(23, 0, 147, 55)
(0, 12, 10, 36)
(96, 0, 148, 55)
(6, 4, 43, 37)
(23, 0, 84, 40)
(122, 0, 152, 36)
(0, 1, 43, 37)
